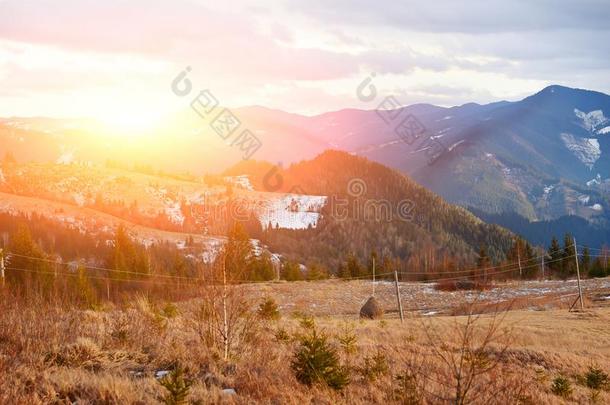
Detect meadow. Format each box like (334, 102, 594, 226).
(1, 279, 608, 404)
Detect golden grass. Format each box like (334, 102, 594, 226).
(0, 283, 609, 404)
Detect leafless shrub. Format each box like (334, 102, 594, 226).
(191, 282, 259, 362)
(417, 301, 517, 404)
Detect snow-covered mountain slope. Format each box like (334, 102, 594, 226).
(574, 108, 609, 134)
(257, 194, 327, 230)
(560, 133, 601, 169)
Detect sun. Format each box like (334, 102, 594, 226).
(97, 109, 164, 136)
(104, 113, 158, 134)
(89, 98, 170, 137)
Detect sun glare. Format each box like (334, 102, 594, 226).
(95, 107, 166, 136)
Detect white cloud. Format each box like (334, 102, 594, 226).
(0, 0, 609, 117)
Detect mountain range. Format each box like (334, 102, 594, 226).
(232, 85, 610, 247)
(1, 85, 609, 247)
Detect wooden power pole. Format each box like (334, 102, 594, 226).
(517, 246, 523, 278)
(573, 237, 584, 311)
(0, 249, 5, 288)
(372, 256, 376, 296)
(394, 269, 404, 322)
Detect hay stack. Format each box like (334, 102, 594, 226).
(359, 296, 384, 319)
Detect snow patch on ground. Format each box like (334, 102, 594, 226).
(377, 140, 401, 148)
(225, 175, 254, 191)
(574, 109, 609, 133)
(448, 140, 465, 152)
(598, 126, 610, 134)
(542, 187, 552, 200)
(165, 201, 185, 225)
(437, 127, 452, 135)
(195, 237, 281, 265)
(560, 133, 600, 169)
(199, 238, 224, 263)
(577, 194, 590, 205)
(56, 150, 75, 165)
(258, 194, 327, 230)
(587, 174, 602, 187)
(72, 193, 86, 207)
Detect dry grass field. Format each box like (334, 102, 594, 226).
(1, 279, 609, 404)
(244, 277, 610, 317)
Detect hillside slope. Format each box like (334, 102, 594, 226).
(230, 150, 516, 268)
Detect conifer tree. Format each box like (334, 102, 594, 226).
(476, 245, 490, 269)
(8, 224, 51, 289)
(561, 234, 575, 279)
(548, 236, 562, 276)
(581, 246, 591, 274)
(224, 222, 252, 281)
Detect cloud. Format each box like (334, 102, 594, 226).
(0, 0, 609, 117)
(285, 0, 610, 33)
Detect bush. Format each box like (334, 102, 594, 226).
(585, 366, 609, 390)
(551, 376, 572, 398)
(337, 323, 357, 356)
(159, 365, 192, 405)
(274, 327, 290, 342)
(394, 370, 422, 404)
(162, 302, 179, 318)
(291, 322, 350, 390)
(257, 297, 280, 320)
(359, 350, 389, 382)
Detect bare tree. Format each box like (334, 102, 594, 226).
(419, 301, 515, 404)
(191, 244, 258, 361)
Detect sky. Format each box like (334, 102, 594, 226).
(1, 0, 610, 126)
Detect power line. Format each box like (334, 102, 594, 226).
(1, 244, 583, 287)
(576, 245, 609, 252)
(4, 251, 201, 282)
(4, 266, 201, 287)
(399, 251, 559, 277)
(399, 254, 576, 283)
(5, 250, 395, 283)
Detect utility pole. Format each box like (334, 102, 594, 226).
(222, 250, 229, 360)
(541, 255, 545, 280)
(393, 269, 404, 323)
(372, 256, 376, 296)
(0, 249, 5, 288)
(517, 245, 523, 278)
(573, 237, 584, 311)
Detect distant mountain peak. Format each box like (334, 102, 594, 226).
(532, 84, 609, 99)
(541, 84, 571, 92)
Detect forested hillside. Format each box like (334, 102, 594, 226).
(234, 151, 516, 271)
